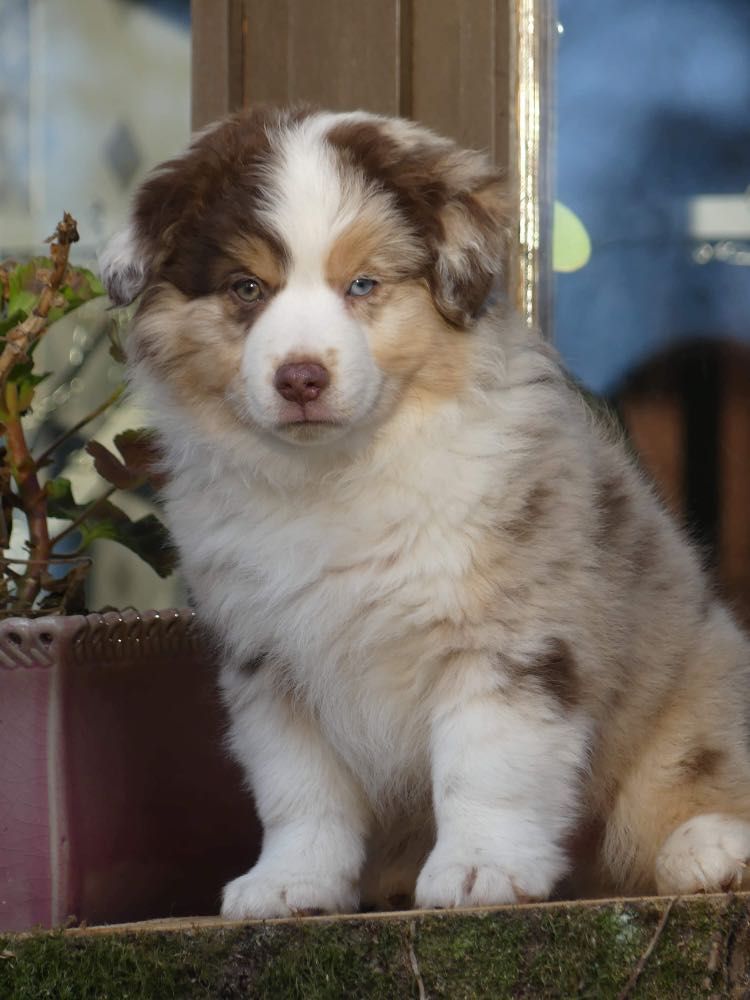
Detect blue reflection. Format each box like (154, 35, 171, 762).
(555, 0, 750, 394)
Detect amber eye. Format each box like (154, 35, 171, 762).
(230, 276, 263, 304)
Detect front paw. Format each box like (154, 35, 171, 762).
(415, 849, 555, 909)
(221, 868, 359, 920)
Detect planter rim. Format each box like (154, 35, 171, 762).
(0, 608, 201, 668)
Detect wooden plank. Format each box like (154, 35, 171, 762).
(190, 0, 233, 128)
(189, 0, 543, 312)
(411, 0, 498, 152)
(193, 0, 516, 169)
(242, 0, 290, 108)
(242, 0, 401, 115)
(494, 0, 513, 174)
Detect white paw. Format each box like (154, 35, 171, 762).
(655, 813, 750, 894)
(415, 849, 555, 909)
(221, 868, 358, 919)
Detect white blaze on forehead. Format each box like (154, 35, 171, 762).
(260, 114, 371, 283)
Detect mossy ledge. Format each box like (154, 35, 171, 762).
(2, 894, 750, 999)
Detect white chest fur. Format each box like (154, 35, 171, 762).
(161, 402, 507, 796)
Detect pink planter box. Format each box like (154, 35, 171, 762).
(0, 609, 260, 932)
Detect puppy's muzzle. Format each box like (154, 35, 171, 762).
(274, 362, 330, 405)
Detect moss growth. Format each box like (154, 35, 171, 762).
(1, 896, 747, 1000)
(216, 921, 413, 998)
(0, 928, 238, 1000)
(409, 901, 725, 998)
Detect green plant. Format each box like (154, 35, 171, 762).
(0, 213, 175, 618)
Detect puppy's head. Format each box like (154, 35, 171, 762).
(101, 107, 509, 445)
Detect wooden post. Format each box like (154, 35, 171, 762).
(190, 0, 555, 329)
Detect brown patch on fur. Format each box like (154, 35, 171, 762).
(698, 593, 714, 624)
(240, 654, 267, 675)
(565, 815, 605, 861)
(596, 475, 630, 544)
(631, 524, 657, 575)
(558, 815, 606, 897)
(326, 119, 508, 327)
(607, 682, 627, 714)
(548, 558, 575, 580)
(226, 234, 287, 290)
(326, 120, 448, 244)
(679, 747, 725, 781)
(462, 866, 479, 897)
(523, 639, 581, 710)
(325, 209, 427, 292)
(131, 107, 310, 298)
(131, 284, 249, 434)
(503, 483, 551, 543)
(325, 551, 400, 576)
(368, 281, 470, 400)
(386, 893, 412, 910)
(508, 878, 535, 904)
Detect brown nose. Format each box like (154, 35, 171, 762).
(274, 362, 330, 405)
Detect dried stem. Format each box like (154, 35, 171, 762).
(35, 383, 124, 468)
(1, 554, 92, 565)
(0, 212, 86, 611)
(4, 413, 50, 607)
(0, 213, 79, 393)
(406, 921, 427, 1000)
(617, 897, 675, 1000)
(0, 265, 9, 307)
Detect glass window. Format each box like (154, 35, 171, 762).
(1, 0, 190, 612)
(555, 0, 750, 617)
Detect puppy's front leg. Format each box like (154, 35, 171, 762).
(221, 672, 369, 919)
(416, 673, 589, 908)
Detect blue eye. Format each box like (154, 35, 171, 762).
(347, 277, 377, 298)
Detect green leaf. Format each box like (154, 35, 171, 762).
(0, 310, 27, 337)
(46, 477, 176, 577)
(6, 260, 43, 316)
(46, 477, 88, 520)
(79, 266, 106, 296)
(80, 512, 177, 578)
(7, 360, 51, 414)
(62, 264, 106, 303)
(107, 320, 127, 363)
(2, 257, 105, 326)
(46, 306, 65, 324)
(8, 359, 50, 388)
(113, 428, 166, 489)
(86, 440, 144, 490)
(7, 289, 36, 316)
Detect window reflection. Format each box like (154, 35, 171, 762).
(556, 0, 750, 618)
(0, 0, 190, 611)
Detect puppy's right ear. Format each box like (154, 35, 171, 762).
(98, 148, 192, 305)
(98, 224, 149, 307)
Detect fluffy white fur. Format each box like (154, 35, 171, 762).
(101, 108, 750, 918)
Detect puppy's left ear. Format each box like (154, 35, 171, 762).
(429, 167, 511, 328)
(98, 224, 150, 307)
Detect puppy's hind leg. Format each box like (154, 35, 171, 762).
(655, 812, 750, 895)
(602, 633, 750, 896)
